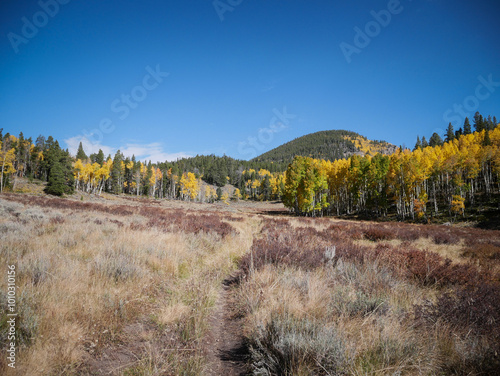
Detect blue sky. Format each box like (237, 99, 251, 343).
(1, 0, 499, 162)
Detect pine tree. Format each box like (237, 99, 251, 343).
(45, 160, 66, 196)
(429, 133, 443, 147)
(483, 129, 491, 146)
(463, 117, 472, 135)
(216, 186, 223, 201)
(111, 150, 123, 194)
(35, 135, 45, 150)
(143, 161, 152, 195)
(455, 127, 463, 138)
(414, 136, 422, 151)
(60, 149, 75, 194)
(421, 136, 429, 148)
(486, 115, 494, 130)
(123, 157, 133, 194)
(241, 184, 247, 200)
(97, 149, 105, 165)
(473, 112, 484, 132)
(261, 175, 271, 200)
(445, 123, 455, 142)
(76, 142, 87, 161)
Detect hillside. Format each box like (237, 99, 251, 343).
(252, 130, 397, 164)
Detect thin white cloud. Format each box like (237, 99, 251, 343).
(120, 143, 191, 162)
(64, 137, 190, 163)
(65, 135, 114, 157)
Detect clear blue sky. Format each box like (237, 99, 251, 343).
(1, 0, 499, 162)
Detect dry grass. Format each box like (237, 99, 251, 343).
(234, 217, 500, 375)
(0, 195, 254, 375)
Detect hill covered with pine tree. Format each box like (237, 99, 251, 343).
(252, 130, 397, 164)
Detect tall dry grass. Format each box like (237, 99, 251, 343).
(0, 196, 255, 375)
(234, 217, 500, 375)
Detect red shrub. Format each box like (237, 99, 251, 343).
(415, 282, 500, 373)
(362, 226, 395, 241)
(462, 244, 500, 260)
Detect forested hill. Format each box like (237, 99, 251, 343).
(252, 130, 397, 164)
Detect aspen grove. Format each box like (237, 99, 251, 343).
(282, 127, 500, 219)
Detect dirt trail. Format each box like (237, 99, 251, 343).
(204, 276, 249, 376)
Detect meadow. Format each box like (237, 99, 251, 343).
(1, 193, 499, 375)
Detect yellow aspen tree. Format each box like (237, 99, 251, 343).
(0, 145, 16, 192)
(180, 172, 199, 201)
(74, 159, 84, 191)
(221, 191, 230, 205)
(204, 185, 217, 203)
(233, 188, 241, 201)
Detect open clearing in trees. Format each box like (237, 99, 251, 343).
(1, 193, 499, 375)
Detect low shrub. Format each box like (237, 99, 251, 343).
(330, 288, 387, 318)
(92, 248, 143, 282)
(248, 314, 347, 376)
(239, 238, 326, 275)
(462, 243, 500, 260)
(362, 226, 395, 242)
(432, 231, 460, 245)
(415, 283, 500, 374)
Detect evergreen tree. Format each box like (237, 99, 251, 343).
(60, 149, 75, 194)
(90, 149, 105, 165)
(429, 133, 443, 147)
(261, 175, 272, 200)
(473, 112, 484, 132)
(143, 161, 153, 195)
(96, 149, 105, 165)
(123, 157, 133, 194)
(463, 117, 472, 135)
(493, 116, 498, 128)
(241, 184, 247, 200)
(414, 136, 422, 151)
(111, 150, 123, 194)
(455, 127, 463, 138)
(486, 115, 494, 130)
(216, 186, 223, 201)
(35, 135, 45, 150)
(483, 129, 491, 146)
(14, 132, 27, 177)
(421, 136, 429, 148)
(44, 160, 66, 196)
(76, 142, 87, 161)
(445, 123, 455, 142)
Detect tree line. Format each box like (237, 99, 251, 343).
(1, 111, 498, 220)
(0, 129, 285, 202)
(282, 117, 500, 220)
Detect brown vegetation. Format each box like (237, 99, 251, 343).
(235, 217, 500, 375)
(0, 194, 251, 375)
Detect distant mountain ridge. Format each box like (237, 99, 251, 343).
(252, 129, 397, 164)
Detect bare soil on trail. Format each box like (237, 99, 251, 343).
(204, 277, 249, 376)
